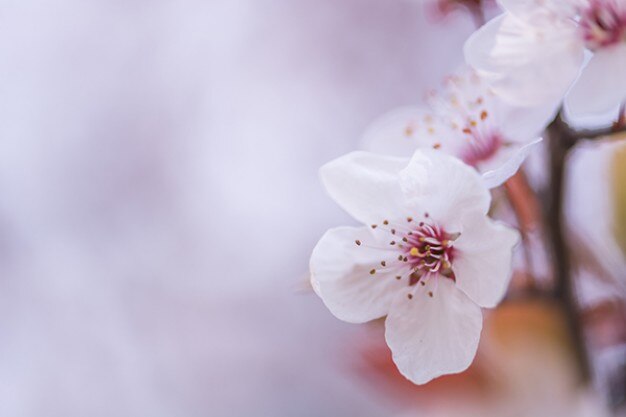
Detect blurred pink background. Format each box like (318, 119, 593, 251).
(0, 1, 478, 415)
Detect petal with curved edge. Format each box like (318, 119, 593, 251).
(566, 44, 626, 117)
(310, 226, 406, 323)
(452, 213, 520, 308)
(385, 277, 483, 385)
(320, 151, 410, 225)
(464, 14, 527, 76)
(498, 0, 578, 21)
(399, 150, 491, 229)
(497, 99, 559, 143)
(464, 14, 583, 107)
(481, 137, 542, 188)
(361, 107, 461, 157)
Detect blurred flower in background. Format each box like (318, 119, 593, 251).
(425, 0, 496, 26)
(362, 66, 553, 188)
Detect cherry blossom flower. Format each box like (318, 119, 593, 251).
(464, 0, 626, 116)
(310, 149, 519, 384)
(363, 68, 552, 188)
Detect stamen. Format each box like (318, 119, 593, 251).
(359, 216, 458, 290)
(580, 0, 626, 49)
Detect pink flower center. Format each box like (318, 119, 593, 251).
(580, 0, 626, 50)
(356, 215, 458, 293)
(460, 128, 503, 167)
(403, 222, 456, 279)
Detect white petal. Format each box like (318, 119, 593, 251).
(498, 0, 578, 20)
(385, 277, 483, 384)
(452, 214, 520, 308)
(363, 107, 444, 158)
(464, 14, 584, 107)
(497, 100, 559, 142)
(399, 150, 491, 229)
(480, 137, 543, 188)
(464, 14, 525, 76)
(320, 151, 410, 225)
(310, 226, 405, 323)
(566, 44, 626, 117)
(497, 0, 536, 16)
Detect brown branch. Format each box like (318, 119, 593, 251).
(545, 112, 592, 383)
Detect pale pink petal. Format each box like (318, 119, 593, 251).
(497, 100, 558, 142)
(464, 14, 584, 106)
(310, 226, 406, 323)
(566, 43, 626, 117)
(362, 107, 462, 157)
(481, 137, 543, 188)
(498, 0, 579, 20)
(385, 277, 482, 384)
(453, 213, 520, 308)
(320, 151, 410, 225)
(399, 150, 491, 229)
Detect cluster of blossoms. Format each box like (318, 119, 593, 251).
(466, 0, 626, 115)
(310, 0, 626, 384)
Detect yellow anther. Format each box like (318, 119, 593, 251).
(410, 247, 419, 257)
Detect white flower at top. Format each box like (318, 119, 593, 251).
(310, 149, 519, 384)
(465, 0, 626, 116)
(363, 68, 553, 188)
